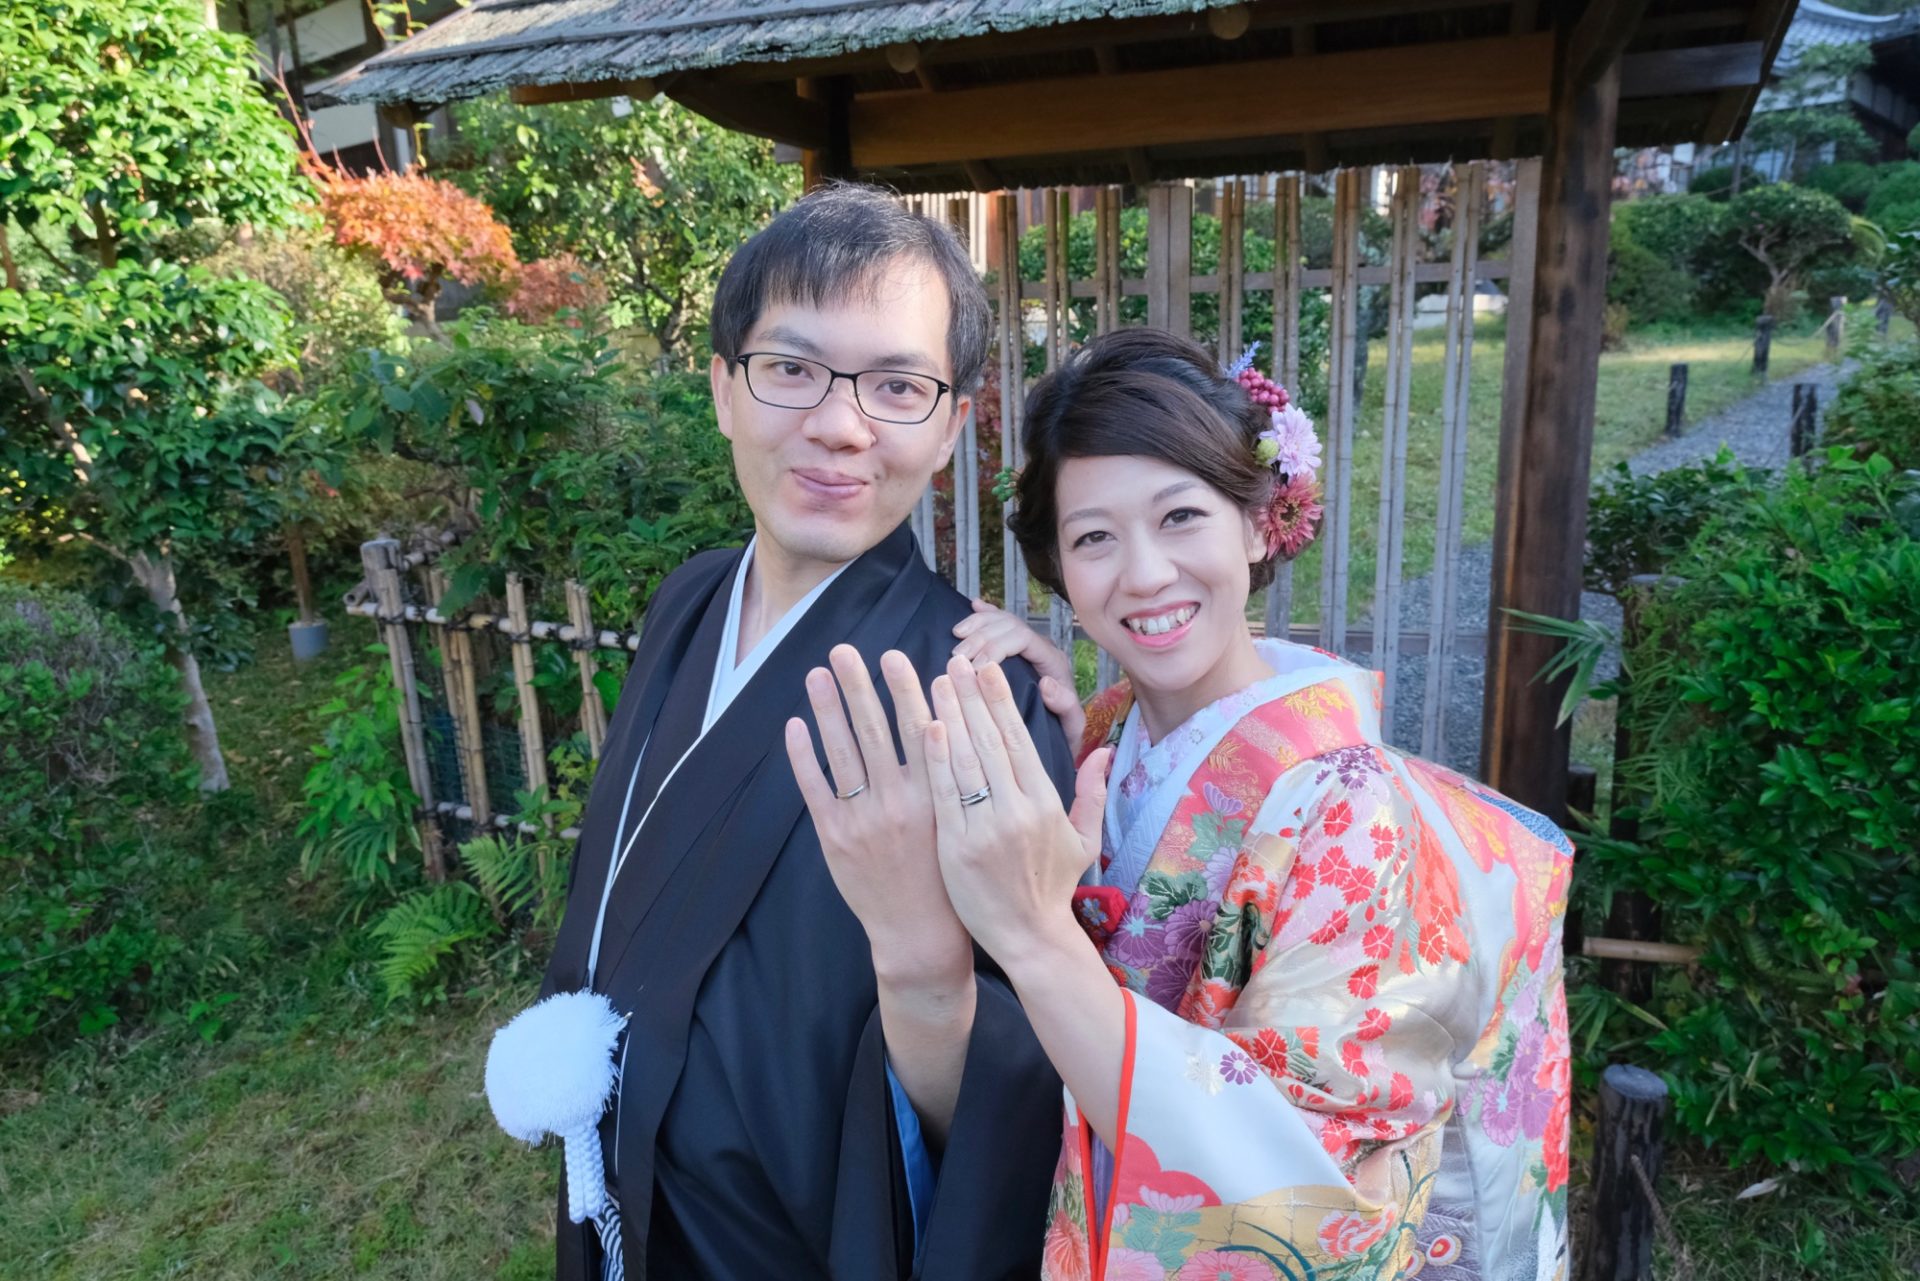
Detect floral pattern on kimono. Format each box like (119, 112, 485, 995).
(1045, 643, 1574, 1281)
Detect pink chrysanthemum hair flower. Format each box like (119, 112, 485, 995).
(1226, 343, 1323, 561)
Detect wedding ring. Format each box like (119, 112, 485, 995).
(835, 781, 869, 801)
(959, 785, 993, 807)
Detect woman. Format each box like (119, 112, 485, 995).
(794, 328, 1574, 1281)
(797, 329, 1573, 1280)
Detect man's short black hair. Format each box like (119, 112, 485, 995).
(709, 182, 991, 395)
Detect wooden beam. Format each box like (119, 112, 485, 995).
(1619, 41, 1765, 98)
(1294, 22, 1328, 172)
(1569, 0, 1653, 91)
(1491, 0, 1539, 160)
(511, 77, 656, 106)
(666, 73, 828, 151)
(794, 76, 850, 187)
(849, 34, 1555, 169)
(1481, 29, 1620, 823)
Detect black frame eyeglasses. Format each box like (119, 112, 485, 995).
(735, 351, 954, 426)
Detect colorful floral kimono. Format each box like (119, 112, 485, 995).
(1044, 641, 1574, 1281)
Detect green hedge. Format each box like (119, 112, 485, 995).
(1826, 341, 1920, 470)
(1588, 455, 1920, 1193)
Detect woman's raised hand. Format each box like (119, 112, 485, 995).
(950, 599, 1085, 749)
(922, 656, 1111, 970)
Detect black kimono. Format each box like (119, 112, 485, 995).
(540, 521, 1073, 1280)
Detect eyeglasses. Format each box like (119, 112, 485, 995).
(735, 351, 953, 426)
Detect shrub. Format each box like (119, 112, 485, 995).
(1804, 161, 1878, 211)
(1615, 193, 1727, 274)
(1593, 455, 1920, 1192)
(1864, 161, 1920, 229)
(1724, 183, 1857, 322)
(201, 224, 406, 388)
(0, 584, 192, 1049)
(1825, 341, 1920, 468)
(1608, 218, 1697, 325)
(1583, 449, 1759, 597)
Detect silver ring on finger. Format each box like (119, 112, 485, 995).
(835, 781, 869, 801)
(958, 785, 993, 808)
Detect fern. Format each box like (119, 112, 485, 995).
(370, 883, 496, 1002)
(460, 833, 540, 919)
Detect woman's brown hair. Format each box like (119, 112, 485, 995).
(1008, 328, 1276, 601)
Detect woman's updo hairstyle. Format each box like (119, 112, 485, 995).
(1008, 327, 1277, 601)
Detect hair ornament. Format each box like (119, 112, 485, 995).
(1225, 342, 1324, 561)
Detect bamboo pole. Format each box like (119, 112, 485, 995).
(1319, 167, 1366, 656)
(504, 573, 549, 827)
(427, 565, 493, 830)
(1094, 185, 1122, 691)
(1424, 161, 1486, 759)
(362, 539, 445, 880)
(1265, 172, 1305, 645)
(1373, 166, 1420, 738)
(998, 191, 1029, 621)
(565, 580, 609, 759)
(955, 400, 981, 600)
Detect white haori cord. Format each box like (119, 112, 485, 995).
(484, 990, 629, 1275)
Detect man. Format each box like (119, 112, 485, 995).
(535, 184, 1074, 1280)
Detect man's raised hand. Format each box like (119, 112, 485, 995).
(783, 645, 972, 987)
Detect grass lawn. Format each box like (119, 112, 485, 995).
(1278, 308, 1852, 623)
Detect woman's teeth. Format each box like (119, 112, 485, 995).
(1125, 605, 1198, 636)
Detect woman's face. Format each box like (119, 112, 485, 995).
(1055, 453, 1266, 703)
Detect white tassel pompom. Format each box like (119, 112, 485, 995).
(485, 990, 627, 1223)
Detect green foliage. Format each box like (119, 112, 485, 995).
(369, 882, 495, 1004)
(200, 224, 407, 388)
(1584, 449, 1759, 597)
(1015, 202, 1338, 415)
(0, 583, 191, 1048)
(1724, 183, 1857, 320)
(1864, 161, 1920, 230)
(1616, 194, 1729, 273)
(1803, 161, 1878, 211)
(297, 656, 420, 893)
(0, 259, 307, 555)
(433, 94, 796, 364)
(1825, 340, 1920, 468)
(1880, 227, 1920, 333)
(327, 313, 751, 622)
(1608, 217, 1698, 326)
(0, 0, 306, 270)
(1591, 455, 1920, 1190)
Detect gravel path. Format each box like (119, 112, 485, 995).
(1345, 359, 1853, 774)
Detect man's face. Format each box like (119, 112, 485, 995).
(711, 256, 970, 576)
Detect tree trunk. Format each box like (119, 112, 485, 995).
(129, 550, 231, 792)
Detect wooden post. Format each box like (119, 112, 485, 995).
(504, 573, 549, 820)
(1664, 363, 1688, 438)
(797, 76, 852, 188)
(1145, 183, 1193, 339)
(1579, 1065, 1670, 1281)
(1319, 166, 1366, 657)
(1046, 193, 1075, 650)
(1877, 293, 1894, 336)
(1043, 187, 1063, 374)
(1422, 161, 1483, 759)
(428, 565, 493, 829)
(1752, 313, 1773, 377)
(565, 580, 609, 759)
(287, 525, 319, 625)
(1373, 166, 1419, 737)
(1481, 21, 1622, 822)
(362, 539, 445, 880)
(1791, 383, 1818, 459)
(1826, 295, 1845, 359)
(1219, 179, 1246, 366)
